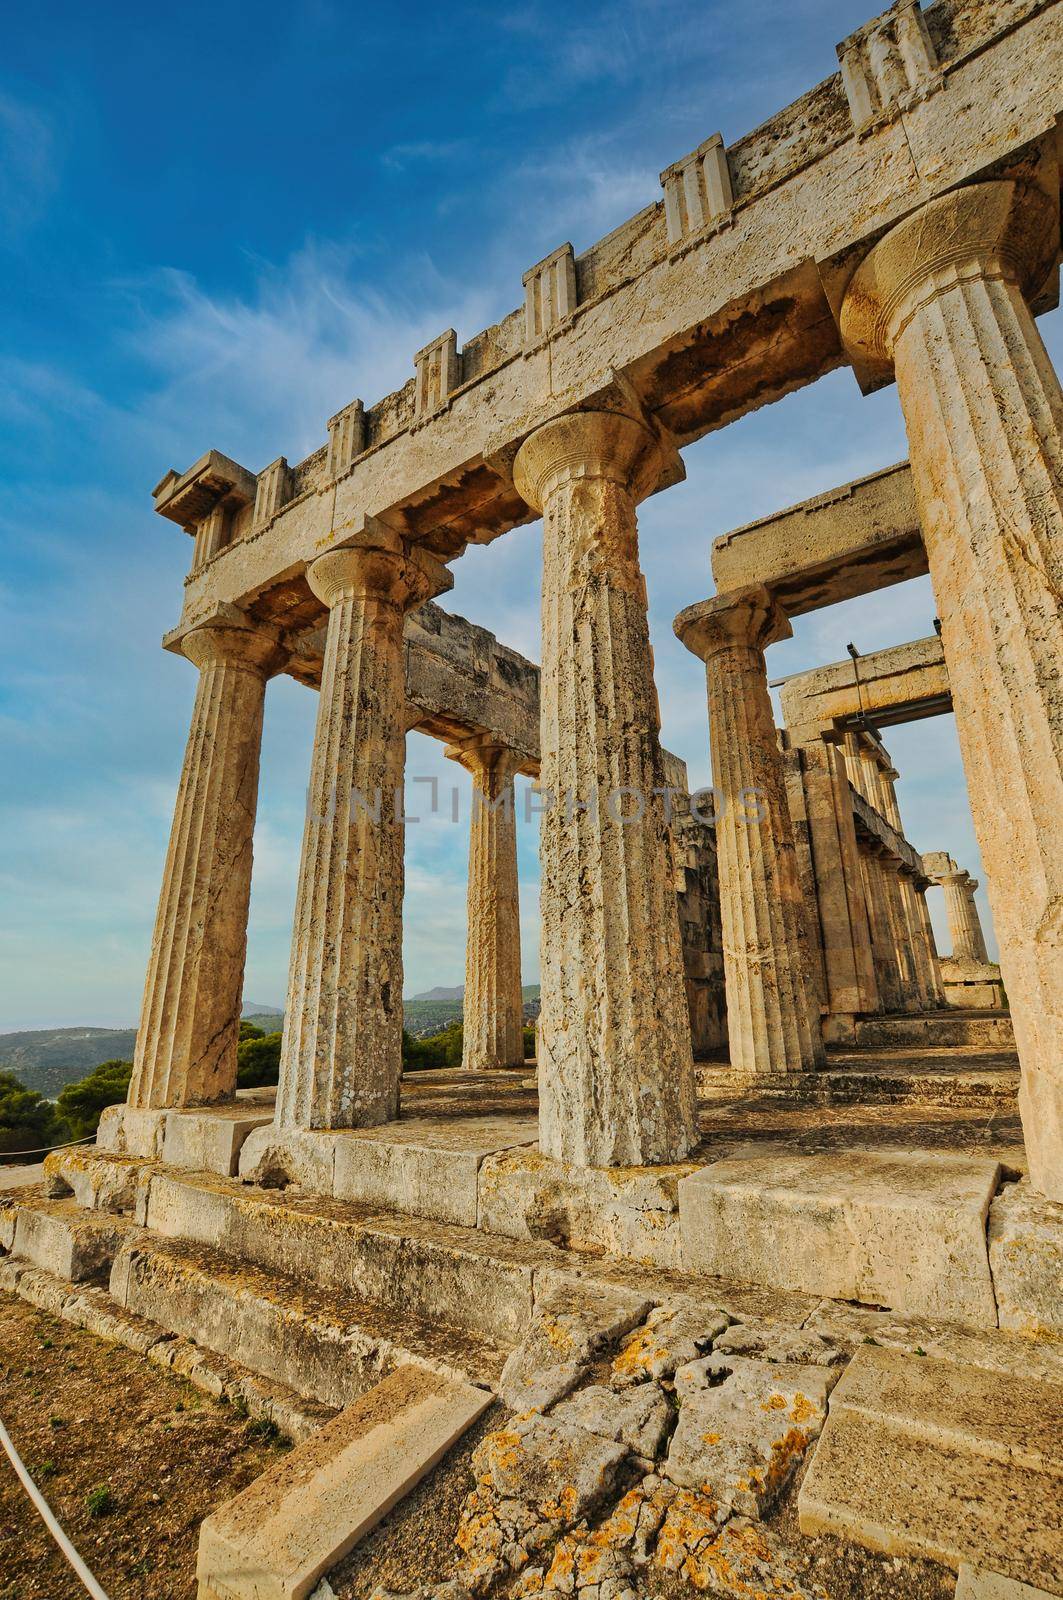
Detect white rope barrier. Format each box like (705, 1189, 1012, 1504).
(0, 1410, 112, 1600)
(0, 1134, 96, 1164)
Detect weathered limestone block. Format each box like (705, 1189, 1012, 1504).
(197, 1367, 491, 1600)
(679, 1150, 1001, 1326)
(675, 586, 823, 1077)
(474, 1412, 629, 1525)
(162, 1106, 274, 1177)
(12, 1199, 132, 1284)
(128, 610, 283, 1111)
(956, 1565, 1063, 1600)
(713, 1318, 846, 1369)
(477, 1145, 691, 1268)
(446, 736, 525, 1073)
(610, 1301, 730, 1388)
(239, 1125, 340, 1194)
(988, 1180, 1063, 1338)
(840, 179, 1063, 1201)
(332, 1116, 537, 1227)
(655, 1507, 826, 1598)
(498, 1268, 652, 1412)
(799, 1346, 1063, 1588)
(513, 410, 697, 1169)
(665, 1354, 835, 1516)
(43, 1147, 152, 1214)
(551, 1383, 673, 1459)
(276, 532, 447, 1132)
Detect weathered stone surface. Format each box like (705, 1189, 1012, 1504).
(475, 1413, 629, 1525)
(514, 410, 697, 1169)
(656, 1505, 826, 1598)
(143, 1169, 538, 1346)
(499, 1270, 652, 1412)
(804, 1300, 1063, 1387)
(675, 586, 822, 1080)
(840, 178, 1063, 1203)
(551, 1383, 673, 1459)
(956, 1564, 1063, 1600)
(712, 1318, 845, 1368)
(665, 1354, 835, 1516)
(163, 1106, 274, 1177)
(11, 1196, 133, 1284)
(798, 1346, 1063, 1587)
(129, 613, 283, 1112)
(477, 1146, 689, 1269)
(988, 1180, 1063, 1338)
(610, 1301, 729, 1388)
(333, 1116, 536, 1227)
(238, 1126, 340, 1193)
(447, 737, 525, 1074)
(43, 1146, 152, 1213)
(679, 1149, 1001, 1326)
(97, 1104, 168, 1159)
(275, 536, 447, 1134)
(197, 1366, 490, 1600)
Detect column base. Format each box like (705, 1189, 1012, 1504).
(940, 959, 1008, 1011)
(821, 1013, 859, 1045)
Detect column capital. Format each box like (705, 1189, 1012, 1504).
(674, 584, 792, 661)
(840, 179, 1057, 376)
(513, 409, 669, 513)
(307, 536, 446, 614)
(444, 732, 524, 785)
(177, 608, 285, 676)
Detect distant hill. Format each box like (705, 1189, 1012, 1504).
(407, 985, 464, 1002)
(402, 984, 540, 1038)
(0, 1027, 138, 1098)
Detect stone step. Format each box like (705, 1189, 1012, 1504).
(696, 1062, 1017, 1108)
(142, 1169, 552, 1346)
(110, 1231, 509, 1409)
(197, 1365, 493, 1600)
(799, 1346, 1063, 1590)
(1, 1191, 135, 1283)
(679, 1149, 1002, 1327)
(854, 1012, 1015, 1049)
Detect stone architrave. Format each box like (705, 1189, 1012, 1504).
(275, 532, 440, 1131)
(128, 611, 283, 1111)
(513, 409, 697, 1167)
(446, 735, 525, 1072)
(841, 179, 1063, 1198)
(675, 586, 823, 1079)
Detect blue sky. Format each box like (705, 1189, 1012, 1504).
(3, 0, 1054, 1030)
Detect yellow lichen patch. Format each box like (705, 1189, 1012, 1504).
(611, 1325, 664, 1380)
(701, 1431, 722, 1445)
(761, 1394, 787, 1411)
(790, 1392, 818, 1424)
(541, 1312, 577, 1354)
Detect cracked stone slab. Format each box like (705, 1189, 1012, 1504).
(499, 1271, 652, 1412)
(679, 1149, 1001, 1327)
(610, 1300, 730, 1388)
(713, 1318, 846, 1368)
(665, 1354, 837, 1516)
(988, 1179, 1063, 1338)
(474, 1413, 630, 1525)
(551, 1383, 673, 1459)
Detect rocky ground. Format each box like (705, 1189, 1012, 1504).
(0, 1292, 290, 1599)
(331, 1287, 957, 1600)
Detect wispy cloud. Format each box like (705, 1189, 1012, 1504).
(381, 138, 472, 173)
(0, 91, 57, 236)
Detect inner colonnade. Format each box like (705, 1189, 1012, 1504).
(104, 0, 1059, 1210)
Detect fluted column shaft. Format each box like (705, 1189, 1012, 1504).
(860, 850, 904, 1012)
(940, 872, 990, 964)
(129, 615, 282, 1110)
(913, 878, 947, 1007)
(842, 179, 1063, 1196)
(275, 538, 432, 1131)
(677, 587, 823, 1078)
(514, 411, 696, 1167)
(447, 736, 524, 1072)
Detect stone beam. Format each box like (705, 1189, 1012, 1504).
(287, 601, 541, 771)
(712, 460, 928, 612)
(167, 0, 1060, 629)
(779, 635, 950, 745)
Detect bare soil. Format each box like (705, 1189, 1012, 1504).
(0, 1292, 288, 1600)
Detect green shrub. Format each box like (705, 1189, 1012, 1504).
(0, 1070, 62, 1155)
(85, 1484, 116, 1517)
(54, 1060, 132, 1140)
(237, 1031, 282, 1089)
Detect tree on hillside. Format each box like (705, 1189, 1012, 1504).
(237, 1031, 282, 1089)
(54, 1059, 132, 1141)
(0, 1070, 61, 1155)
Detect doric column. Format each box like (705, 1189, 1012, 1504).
(913, 875, 947, 1008)
(129, 610, 283, 1110)
(860, 849, 904, 1013)
(513, 410, 697, 1166)
(840, 178, 1063, 1197)
(445, 735, 524, 1072)
(937, 869, 990, 965)
(275, 531, 439, 1131)
(676, 586, 824, 1078)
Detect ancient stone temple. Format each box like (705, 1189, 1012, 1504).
(3, 4, 1061, 1597)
